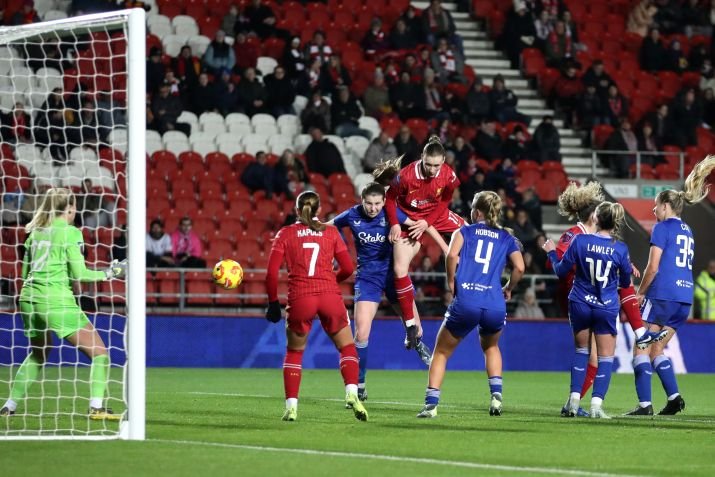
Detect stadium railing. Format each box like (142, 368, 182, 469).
(590, 149, 686, 179)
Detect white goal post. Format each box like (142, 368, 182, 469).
(0, 8, 145, 440)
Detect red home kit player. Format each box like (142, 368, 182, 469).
(265, 191, 368, 422)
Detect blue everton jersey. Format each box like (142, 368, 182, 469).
(334, 205, 394, 277)
(647, 218, 694, 304)
(453, 222, 520, 312)
(549, 234, 632, 311)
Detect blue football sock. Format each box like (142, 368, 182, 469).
(570, 347, 590, 394)
(653, 355, 679, 397)
(355, 340, 368, 385)
(592, 356, 614, 400)
(488, 376, 503, 395)
(632, 354, 653, 404)
(425, 387, 440, 406)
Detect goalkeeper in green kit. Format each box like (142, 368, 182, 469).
(0, 188, 127, 420)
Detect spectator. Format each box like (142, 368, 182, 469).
(362, 71, 391, 119)
(76, 179, 109, 229)
(488, 157, 518, 197)
(490, 75, 530, 125)
(172, 45, 201, 94)
(394, 125, 421, 166)
(152, 82, 189, 135)
(694, 259, 715, 319)
(627, 0, 658, 37)
(533, 233, 549, 272)
(422, 0, 462, 53)
(637, 121, 663, 167)
(514, 288, 545, 319)
(640, 27, 666, 72)
(320, 54, 351, 97)
(300, 89, 331, 133)
(146, 46, 165, 94)
(502, 125, 531, 162)
(531, 115, 561, 163)
(561, 10, 579, 46)
(523, 251, 542, 274)
(430, 36, 466, 84)
(163, 69, 181, 97)
(304, 127, 346, 177)
(689, 43, 709, 72)
(460, 168, 489, 202)
(202, 30, 236, 76)
(413, 256, 444, 298)
(605, 117, 637, 178)
(274, 149, 308, 199)
(671, 88, 702, 147)
(552, 65, 582, 127)
(236, 67, 268, 116)
(171, 217, 206, 268)
(222, 3, 248, 36)
(244, 0, 278, 39)
(146, 219, 174, 268)
(664, 39, 688, 73)
(604, 84, 629, 126)
(682, 0, 707, 37)
(76, 96, 109, 144)
(12, 0, 39, 25)
(401, 6, 425, 44)
(112, 227, 126, 263)
(501, 1, 536, 68)
(214, 68, 241, 115)
(642, 103, 673, 146)
(703, 88, 715, 128)
(534, 10, 553, 51)
(331, 87, 370, 139)
(653, 0, 684, 35)
(233, 31, 259, 73)
(363, 131, 398, 172)
(465, 77, 491, 123)
(423, 68, 446, 120)
(241, 151, 275, 198)
(362, 18, 390, 58)
(581, 59, 613, 99)
(472, 118, 503, 160)
(577, 84, 605, 133)
(545, 20, 574, 68)
(0, 101, 31, 144)
(283, 36, 307, 82)
(442, 89, 466, 123)
(390, 18, 418, 50)
(449, 136, 474, 170)
(302, 57, 323, 95)
(449, 187, 469, 218)
(190, 73, 218, 115)
(700, 60, 715, 91)
(33, 88, 70, 163)
(305, 30, 332, 65)
(391, 71, 422, 120)
(519, 187, 542, 231)
(264, 66, 296, 117)
(511, 209, 539, 250)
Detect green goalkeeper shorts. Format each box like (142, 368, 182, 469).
(19, 300, 91, 339)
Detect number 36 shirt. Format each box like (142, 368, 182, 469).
(646, 218, 694, 305)
(548, 234, 632, 313)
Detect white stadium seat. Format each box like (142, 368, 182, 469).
(228, 123, 252, 136)
(192, 141, 217, 157)
(256, 56, 277, 76)
(162, 130, 189, 145)
(250, 113, 276, 128)
(188, 35, 211, 56)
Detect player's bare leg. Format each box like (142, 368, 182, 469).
(417, 323, 461, 418)
(1, 330, 52, 416)
(329, 325, 368, 421)
(480, 331, 503, 416)
(392, 236, 421, 349)
(282, 329, 309, 421)
(353, 301, 378, 401)
(66, 323, 119, 421)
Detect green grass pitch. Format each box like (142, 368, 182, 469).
(1, 369, 714, 476)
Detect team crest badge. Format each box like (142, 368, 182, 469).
(379, 217, 386, 227)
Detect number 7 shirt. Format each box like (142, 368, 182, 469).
(269, 222, 348, 301)
(548, 234, 632, 312)
(646, 217, 694, 304)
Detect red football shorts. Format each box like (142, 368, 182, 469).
(399, 210, 465, 243)
(286, 294, 349, 335)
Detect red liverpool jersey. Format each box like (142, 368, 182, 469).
(549, 222, 588, 313)
(270, 222, 347, 301)
(385, 160, 460, 227)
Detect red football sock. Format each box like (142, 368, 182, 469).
(394, 275, 416, 326)
(283, 348, 304, 399)
(619, 286, 644, 331)
(580, 363, 598, 398)
(339, 344, 359, 386)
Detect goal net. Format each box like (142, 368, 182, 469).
(0, 9, 145, 440)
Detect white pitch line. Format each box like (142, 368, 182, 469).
(151, 438, 645, 477)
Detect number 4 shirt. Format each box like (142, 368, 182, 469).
(549, 233, 632, 312)
(647, 217, 694, 304)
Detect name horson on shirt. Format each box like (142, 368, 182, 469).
(357, 231, 386, 244)
(297, 229, 323, 237)
(475, 228, 499, 239)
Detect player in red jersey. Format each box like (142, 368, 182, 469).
(373, 136, 465, 348)
(265, 191, 368, 422)
(549, 182, 665, 416)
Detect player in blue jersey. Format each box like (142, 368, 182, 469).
(545, 202, 634, 419)
(626, 156, 715, 416)
(416, 191, 524, 418)
(329, 182, 432, 402)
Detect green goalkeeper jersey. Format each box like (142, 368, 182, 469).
(20, 218, 107, 305)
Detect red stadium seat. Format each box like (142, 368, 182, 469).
(655, 164, 680, 180)
(207, 239, 235, 263)
(152, 150, 178, 171)
(218, 218, 245, 240)
(405, 118, 430, 144)
(534, 179, 560, 203)
(187, 280, 214, 306)
(202, 198, 228, 220)
(198, 179, 223, 201)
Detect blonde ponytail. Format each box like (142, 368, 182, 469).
(26, 188, 75, 233)
(472, 191, 512, 233)
(595, 201, 628, 239)
(656, 155, 715, 215)
(372, 155, 403, 186)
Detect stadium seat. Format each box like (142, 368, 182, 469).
(198, 179, 223, 200)
(199, 111, 225, 131)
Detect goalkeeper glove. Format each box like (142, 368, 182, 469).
(105, 259, 127, 280)
(265, 301, 282, 323)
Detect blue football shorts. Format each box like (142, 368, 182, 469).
(443, 298, 506, 338)
(641, 297, 690, 330)
(568, 301, 618, 335)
